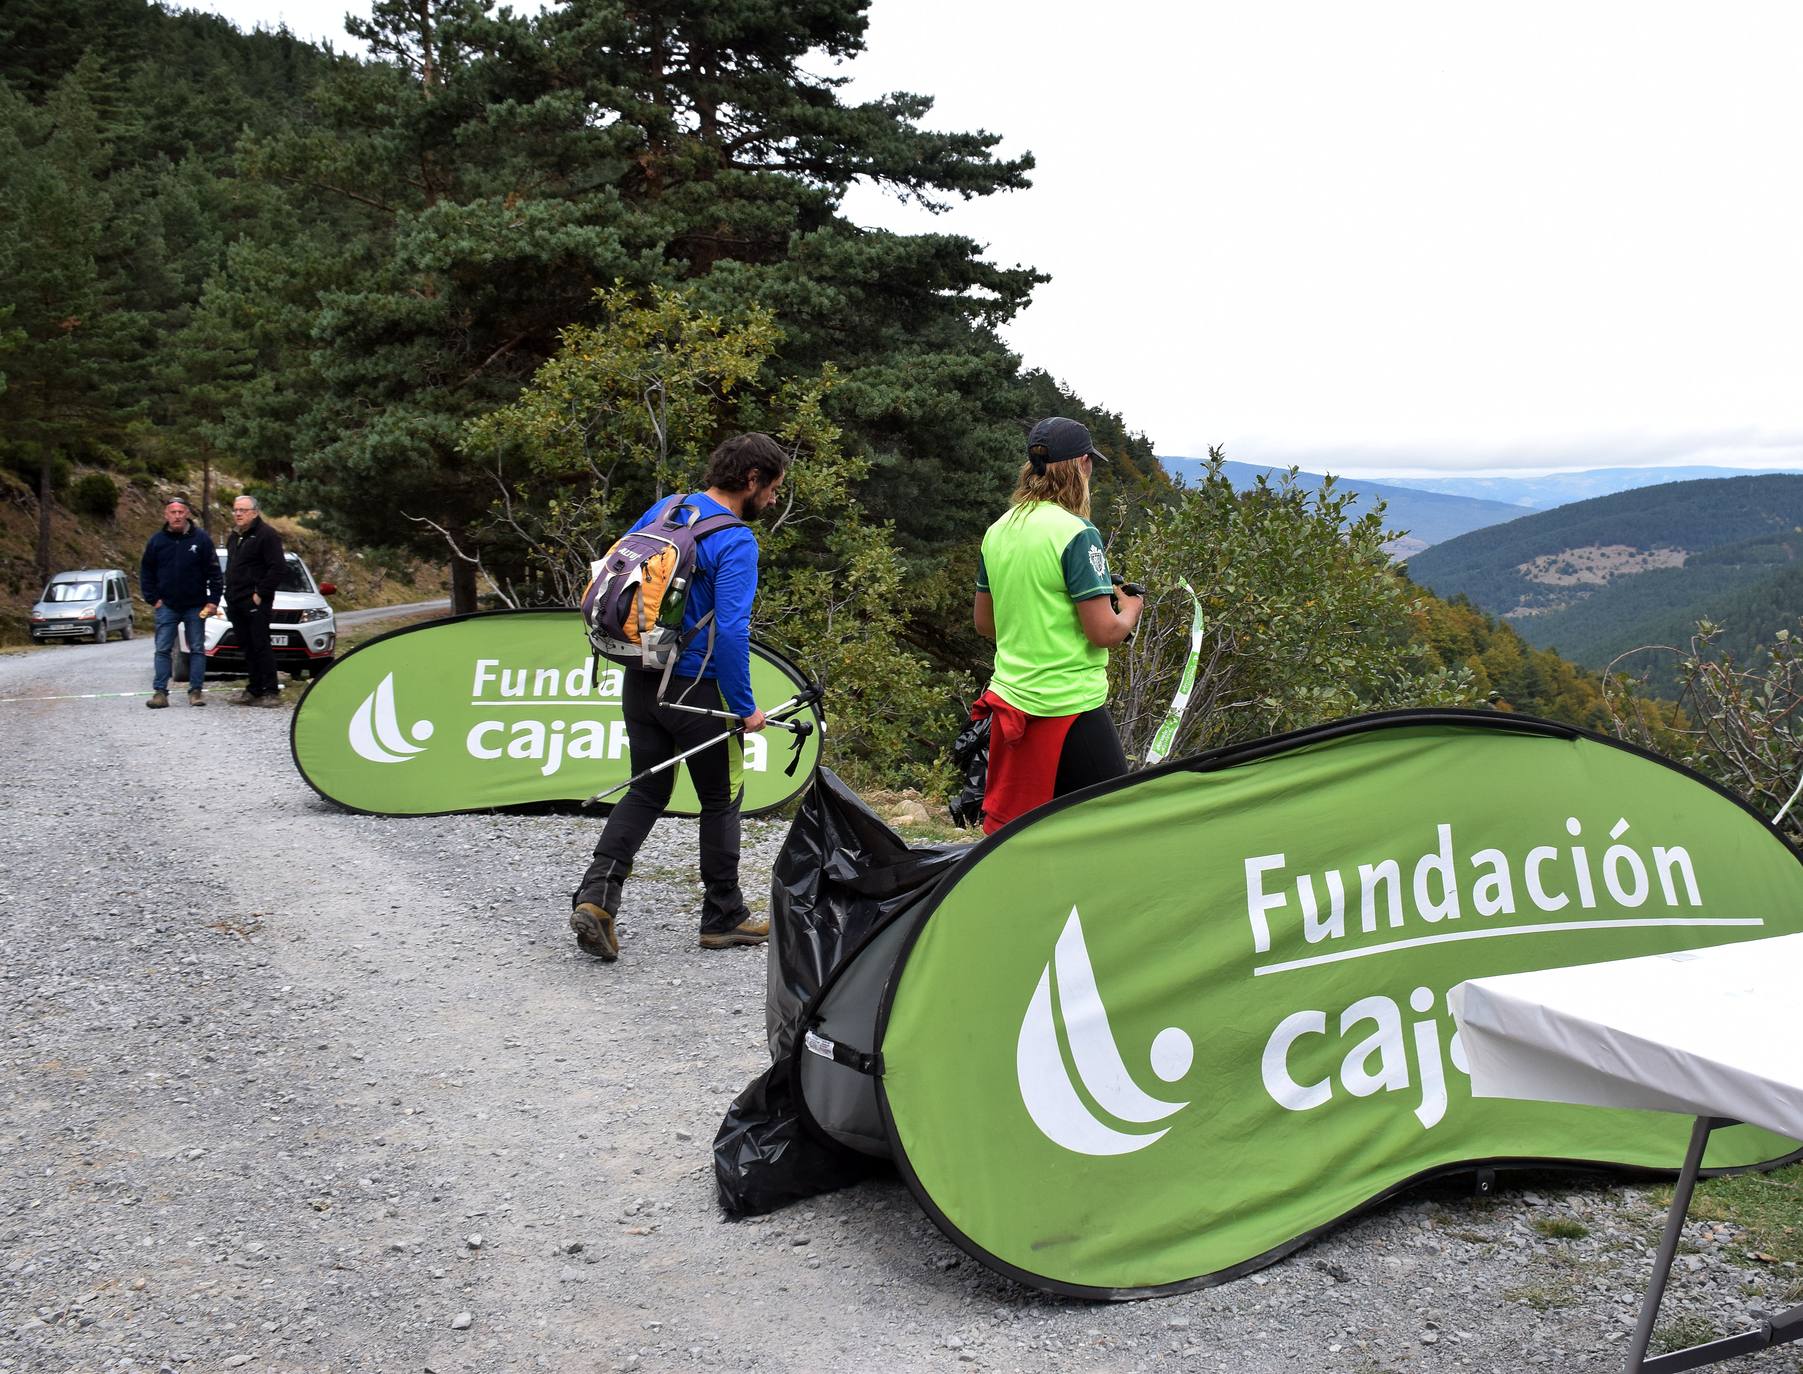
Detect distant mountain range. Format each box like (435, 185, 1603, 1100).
(1357, 464, 1803, 511)
(1157, 457, 1524, 553)
(1401, 474, 1803, 668)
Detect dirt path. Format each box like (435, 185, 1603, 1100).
(0, 637, 1781, 1373)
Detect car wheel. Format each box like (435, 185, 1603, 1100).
(121, 618, 134, 641)
(172, 648, 190, 681)
(94, 623, 107, 645)
(309, 658, 336, 680)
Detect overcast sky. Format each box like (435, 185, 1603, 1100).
(186, 1, 1803, 477)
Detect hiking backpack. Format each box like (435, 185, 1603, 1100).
(580, 494, 744, 675)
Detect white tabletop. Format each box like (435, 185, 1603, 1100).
(1449, 933, 1803, 1141)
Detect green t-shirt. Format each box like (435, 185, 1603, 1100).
(976, 501, 1114, 716)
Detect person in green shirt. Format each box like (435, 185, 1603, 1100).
(970, 417, 1143, 833)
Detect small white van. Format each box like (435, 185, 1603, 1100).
(28, 569, 135, 643)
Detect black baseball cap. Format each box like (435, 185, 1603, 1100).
(1026, 417, 1109, 473)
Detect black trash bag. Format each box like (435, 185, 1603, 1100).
(947, 711, 989, 829)
(713, 1062, 879, 1217)
(764, 767, 969, 1061)
(714, 768, 970, 1217)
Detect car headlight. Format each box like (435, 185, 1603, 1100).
(294, 607, 332, 623)
(76, 609, 96, 619)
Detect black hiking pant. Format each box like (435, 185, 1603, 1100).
(1052, 706, 1129, 797)
(229, 597, 279, 697)
(575, 669, 746, 934)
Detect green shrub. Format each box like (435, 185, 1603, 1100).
(1111, 453, 1480, 760)
(69, 472, 120, 519)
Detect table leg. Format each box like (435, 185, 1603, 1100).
(1625, 1116, 1803, 1373)
(1624, 1115, 1720, 1372)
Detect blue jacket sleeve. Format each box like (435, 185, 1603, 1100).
(139, 536, 159, 606)
(710, 530, 759, 718)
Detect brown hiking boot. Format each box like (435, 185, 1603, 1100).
(188, 688, 206, 707)
(229, 689, 256, 705)
(699, 914, 770, 950)
(249, 692, 285, 708)
(570, 902, 619, 962)
(146, 690, 169, 709)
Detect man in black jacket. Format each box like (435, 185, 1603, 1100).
(224, 495, 287, 706)
(139, 495, 222, 708)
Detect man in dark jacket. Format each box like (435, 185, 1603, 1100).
(224, 495, 287, 706)
(139, 495, 221, 708)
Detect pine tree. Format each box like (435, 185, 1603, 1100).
(224, 0, 1039, 611)
(0, 66, 148, 578)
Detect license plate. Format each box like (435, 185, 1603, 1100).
(270, 633, 291, 645)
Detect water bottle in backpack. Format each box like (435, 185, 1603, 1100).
(580, 496, 744, 672)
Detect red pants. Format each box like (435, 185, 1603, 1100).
(972, 690, 1077, 835)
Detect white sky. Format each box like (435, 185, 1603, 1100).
(186, 1, 1803, 476)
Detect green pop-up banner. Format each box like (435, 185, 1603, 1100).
(289, 610, 822, 817)
(860, 712, 1803, 1297)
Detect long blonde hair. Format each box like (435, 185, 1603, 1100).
(1006, 459, 1091, 520)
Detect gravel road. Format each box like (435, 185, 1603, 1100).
(1, 633, 1792, 1374)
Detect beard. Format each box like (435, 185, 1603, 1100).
(747, 485, 783, 522)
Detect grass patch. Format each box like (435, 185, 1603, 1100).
(1662, 1161, 1803, 1266)
(1503, 1281, 1577, 1312)
(1532, 1216, 1590, 1240)
(1650, 1314, 1718, 1354)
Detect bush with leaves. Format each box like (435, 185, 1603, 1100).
(68, 470, 118, 519)
(1604, 622, 1803, 846)
(1109, 453, 1480, 761)
(465, 286, 949, 789)
(463, 286, 784, 607)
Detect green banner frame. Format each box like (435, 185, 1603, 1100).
(865, 710, 1803, 1298)
(288, 609, 822, 817)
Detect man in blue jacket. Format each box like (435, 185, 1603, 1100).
(139, 495, 221, 708)
(570, 433, 786, 963)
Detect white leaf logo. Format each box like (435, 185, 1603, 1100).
(349, 673, 433, 764)
(1016, 908, 1192, 1156)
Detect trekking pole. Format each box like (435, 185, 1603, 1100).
(660, 699, 750, 722)
(582, 690, 820, 807)
(660, 671, 825, 723)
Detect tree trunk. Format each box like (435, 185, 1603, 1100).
(450, 552, 477, 615)
(35, 455, 52, 584)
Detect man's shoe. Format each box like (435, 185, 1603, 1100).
(188, 689, 206, 707)
(250, 692, 285, 708)
(570, 902, 619, 962)
(229, 689, 256, 705)
(699, 914, 770, 950)
(146, 690, 169, 709)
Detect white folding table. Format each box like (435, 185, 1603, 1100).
(1450, 933, 1803, 1374)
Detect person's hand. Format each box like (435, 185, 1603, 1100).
(742, 709, 769, 733)
(1119, 589, 1145, 626)
(200, 603, 216, 619)
(252, 593, 261, 607)
(154, 599, 163, 609)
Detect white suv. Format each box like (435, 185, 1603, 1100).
(176, 551, 338, 681)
